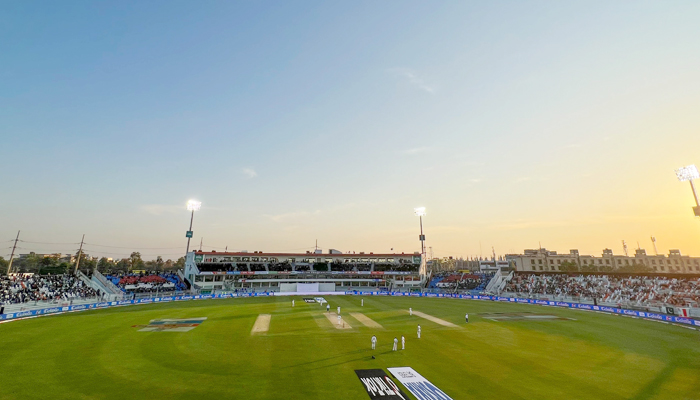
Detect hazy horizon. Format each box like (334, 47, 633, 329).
(2, 1, 700, 261)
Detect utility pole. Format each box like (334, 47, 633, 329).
(185, 200, 201, 256)
(199, 238, 203, 251)
(651, 236, 658, 255)
(6, 230, 20, 275)
(74, 234, 85, 274)
(414, 207, 427, 277)
(622, 240, 628, 257)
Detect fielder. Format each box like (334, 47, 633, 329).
(401, 335, 405, 350)
(409, 307, 413, 316)
(465, 313, 469, 323)
(337, 306, 341, 315)
(393, 337, 398, 351)
(371, 335, 377, 350)
(361, 299, 364, 307)
(292, 300, 295, 307)
(417, 324, 421, 339)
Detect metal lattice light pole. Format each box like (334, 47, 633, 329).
(675, 165, 700, 217)
(185, 200, 202, 255)
(414, 207, 427, 276)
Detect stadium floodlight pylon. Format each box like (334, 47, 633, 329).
(414, 207, 427, 277)
(675, 165, 700, 217)
(185, 200, 202, 255)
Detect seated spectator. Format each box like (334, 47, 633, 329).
(503, 273, 700, 307)
(104, 271, 187, 293)
(0, 273, 101, 305)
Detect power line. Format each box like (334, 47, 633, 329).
(19, 240, 80, 245)
(81, 248, 185, 257)
(83, 243, 183, 250)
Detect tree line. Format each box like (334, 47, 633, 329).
(0, 252, 185, 275)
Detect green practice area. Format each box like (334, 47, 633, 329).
(1, 296, 699, 399)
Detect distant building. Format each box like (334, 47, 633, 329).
(506, 248, 700, 274)
(478, 259, 510, 273)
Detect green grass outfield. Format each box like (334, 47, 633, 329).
(1, 295, 699, 400)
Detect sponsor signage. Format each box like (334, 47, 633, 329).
(303, 298, 316, 303)
(2, 291, 699, 329)
(388, 367, 453, 400)
(355, 369, 408, 400)
(133, 317, 206, 332)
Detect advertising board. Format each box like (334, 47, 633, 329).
(387, 367, 453, 400)
(355, 369, 408, 399)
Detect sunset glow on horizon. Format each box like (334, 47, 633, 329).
(2, 2, 700, 260)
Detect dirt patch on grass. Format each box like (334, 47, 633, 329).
(349, 313, 383, 328)
(411, 310, 458, 327)
(481, 312, 575, 321)
(324, 312, 352, 329)
(251, 314, 271, 335)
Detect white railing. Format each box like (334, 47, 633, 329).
(1, 295, 107, 314)
(485, 270, 503, 293)
(92, 270, 123, 296)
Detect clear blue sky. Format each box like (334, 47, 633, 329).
(2, 1, 700, 260)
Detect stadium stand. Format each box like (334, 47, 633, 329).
(188, 251, 422, 292)
(428, 272, 492, 292)
(503, 273, 700, 307)
(0, 274, 101, 305)
(104, 272, 187, 293)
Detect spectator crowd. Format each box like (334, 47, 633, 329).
(429, 272, 491, 291)
(105, 272, 187, 293)
(1, 274, 101, 305)
(504, 274, 700, 307)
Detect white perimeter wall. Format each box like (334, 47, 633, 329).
(276, 282, 337, 293)
(280, 283, 297, 292)
(319, 283, 335, 292)
(297, 283, 319, 293)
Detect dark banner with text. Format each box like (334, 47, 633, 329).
(355, 369, 409, 399)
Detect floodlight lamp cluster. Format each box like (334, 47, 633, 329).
(414, 207, 426, 217)
(675, 165, 699, 182)
(186, 200, 202, 211)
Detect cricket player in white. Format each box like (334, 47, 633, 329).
(292, 300, 295, 307)
(337, 314, 342, 326)
(409, 307, 412, 316)
(371, 335, 377, 350)
(401, 336, 405, 350)
(417, 324, 421, 338)
(326, 304, 330, 312)
(393, 337, 398, 351)
(465, 313, 469, 323)
(361, 299, 364, 307)
(337, 306, 341, 315)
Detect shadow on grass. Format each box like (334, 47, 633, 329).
(629, 362, 677, 400)
(281, 346, 397, 369)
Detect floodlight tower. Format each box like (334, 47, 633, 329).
(185, 200, 202, 254)
(675, 165, 700, 217)
(414, 207, 427, 276)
